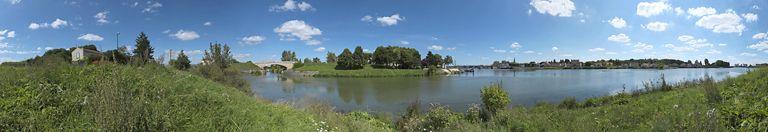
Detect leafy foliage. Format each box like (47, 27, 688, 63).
(132, 32, 154, 65)
(480, 83, 510, 114)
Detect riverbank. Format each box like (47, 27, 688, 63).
(0, 64, 389, 131)
(294, 63, 428, 77)
(2, 64, 765, 131)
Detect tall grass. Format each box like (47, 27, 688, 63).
(294, 63, 427, 77)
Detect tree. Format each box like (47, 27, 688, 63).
(704, 59, 710, 66)
(326, 52, 337, 63)
(281, 50, 297, 61)
(132, 32, 154, 64)
(336, 48, 357, 70)
(422, 51, 442, 67)
(352, 46, 365, 69)
(103, 46, 130, 64)
(444, 55, 454, 66)
(303, 58, 312, 64)
(312, 57, 321, 63)
(173, 50, 191, 70)
(204, 43, 233, 69)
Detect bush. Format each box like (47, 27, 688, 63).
(480, 83, 510, 114)
(423, 104, 461, 131)
(558, 96, 578, 109)
(465, 104, 482, 123)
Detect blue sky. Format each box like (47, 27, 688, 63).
(0, 0, 767, 65)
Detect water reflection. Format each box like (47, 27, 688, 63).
(247, 68, 752, 113)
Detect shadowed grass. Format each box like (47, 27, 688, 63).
(294, 63, 427, 77)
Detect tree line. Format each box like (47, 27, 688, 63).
(279, 45, 454, 70)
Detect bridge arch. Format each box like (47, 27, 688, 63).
(252, 61, 296, 70)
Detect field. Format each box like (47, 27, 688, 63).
(294, 63, 427, 77)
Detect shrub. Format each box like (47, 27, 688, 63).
(558, 96, 578, 109)
(465, 104, 482, 123)
(423, 104, 461, 131)
(480, 83, 510, 114)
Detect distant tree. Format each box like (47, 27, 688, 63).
(704, 59, 710, 66)
(203, 43, 233, 69)
(312, 57, 321, 63)
(352, 46, 365, 69)
(281, 50, 297, 61)
(444, 55, 454, 66)
(303, 58, 312, 64)
(103, 46, 130, 64)
(422, 51, 442, 67)
(172, 50, 191, 70)
(712, 60, 730, 68)
(132, 32, 154, 65)
(326, 52, 337, 63)
(336, 48, 357, 70)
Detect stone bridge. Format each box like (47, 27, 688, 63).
(252, 61, 296, 69)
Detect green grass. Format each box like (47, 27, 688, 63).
(294, 63, 427, 77)
(0, 64, 385, 131)
(2, 63, 765, 131)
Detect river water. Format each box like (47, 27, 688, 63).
(247, 68, 751, 113)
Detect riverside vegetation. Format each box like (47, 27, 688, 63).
(2, 32, 767, 131)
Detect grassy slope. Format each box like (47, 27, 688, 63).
(294, 63, 426, 77)
(0, 65, 315, 131)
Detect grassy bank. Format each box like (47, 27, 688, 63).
(0, 64, 388, 131)
(2, 63, 765, 131)
(294, 63, 427, 77)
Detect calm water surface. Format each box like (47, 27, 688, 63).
(247, 68, 751, 113)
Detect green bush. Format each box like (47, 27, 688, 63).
(465, 104, 482, 123)
(424, 104, 461, 131)
(480, 83, 510, 114)
(558, 96, 578, 109)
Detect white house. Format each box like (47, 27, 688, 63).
(71, 48, 101, 62)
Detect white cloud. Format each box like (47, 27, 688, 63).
(687, 7, 717, 17)
(28, 18, 69, 30)
(360, 15, 373, 22)
(171, 30, 200, 41)
(609, 17, 627, 29)
(77, 34, 104, 41)
(274, 20, 322, 45)
(632, 42, 653, 53)
(561, 54, 573, 57)
(492, 49, 507, 53)
(399, 41, 410, 45)
(607, 33, 631, 43)
(664, 44, 696, 52)
(0, 43, 8, 49)
(241, 35, 265, 45)
(695, 11, 745, 34)
(676, 35, 712, 49)
(740, 52, 757, 57)
(446, 47, 457, 51)
(753, 33, 768, 39)
(203, 21, 213, 26)
(94, 11, 109, 24)
(718, 44, 727, 46)
(314, 47, 326, 52)
(551, 47, 559, 52)
(677, 35, 694, 42)
(748, 41, 768, 51)
(588, 48, 605, 52)
(270, 0, 314, 12)
(234, 53, 253, 59)
(529, 0, 576, 17)
(643, 21, 668, 32)
(674, 7, 685, 16)
(636, 0, 671, 17)
(742, 13, 758, 23)
(705, 49, 721, 54)
(428, 45, 444, 51)
(524, 50, 536, 54)
(376, 14, 404, 26)
(142, 1, 162, 13)
(0, 30, 15, 41)
(509, 42, 522, 49)
(7, 0, 20, 5)
(605, 52, 618, 55)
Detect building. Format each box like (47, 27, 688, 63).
(71, 48, 102, 62)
